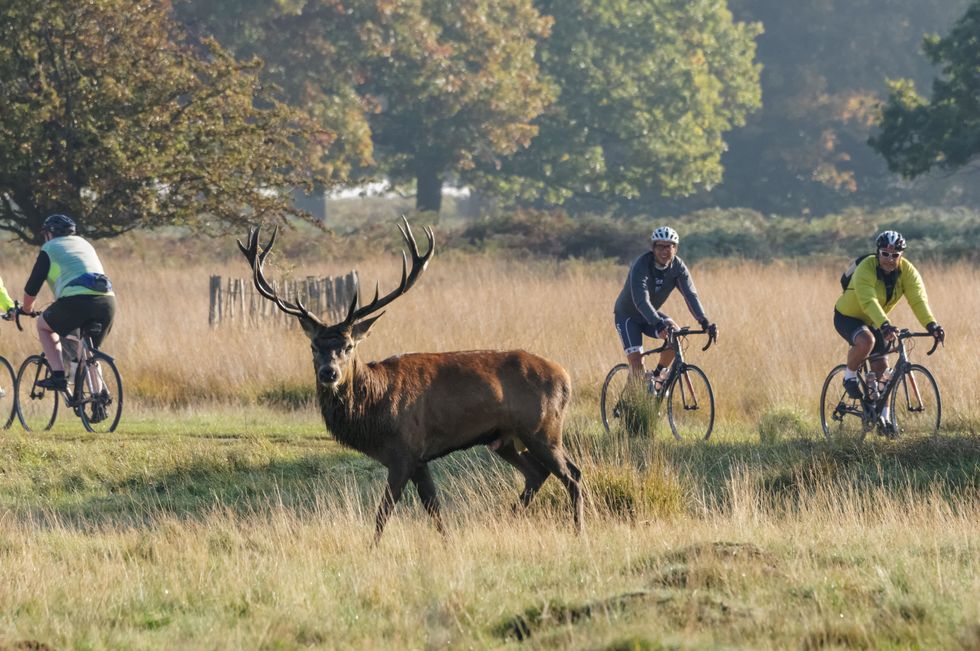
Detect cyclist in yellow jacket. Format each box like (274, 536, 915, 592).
(0, 275, 14, 318)
(834, 230, 945, 418)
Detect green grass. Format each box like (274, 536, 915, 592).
(1, 407, 978, 649)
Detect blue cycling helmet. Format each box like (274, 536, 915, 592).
(42, 213, 76, 236)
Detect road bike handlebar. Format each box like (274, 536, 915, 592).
(0, 302, 40, 332)
(897, 328, 942, 356)
(665, 326, 716, 352)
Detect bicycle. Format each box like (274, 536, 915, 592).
(600, 326, 716, 440)
(0, 305, 21, 429)
(14, 308, 123, 433)
(819, 329, 942, 441)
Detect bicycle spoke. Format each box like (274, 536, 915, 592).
(890, 365, 940, 438)
(667, 365, 714, 440)
(15, 356, 59, 431)
(820, 365, 866, 441)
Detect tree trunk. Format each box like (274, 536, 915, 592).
(415, 166, 443, 214)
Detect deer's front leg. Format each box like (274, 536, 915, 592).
(375, 462, 414, 543)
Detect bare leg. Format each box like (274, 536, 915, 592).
(847, 329, 875, 372)
(626, 351, 645, 378)
(36, 316, 64, 373)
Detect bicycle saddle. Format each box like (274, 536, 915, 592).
(80, 321, 104, 337)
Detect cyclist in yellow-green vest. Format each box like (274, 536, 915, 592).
(21, 214, 115, 392)
(0, 275, 15, 317)
(834, 230, 945, 421)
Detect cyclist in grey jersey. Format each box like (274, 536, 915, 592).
(614, 226, 717, 385)
(21, 214, 115, 394)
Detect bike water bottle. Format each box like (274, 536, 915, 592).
(865, 371, 878, 400)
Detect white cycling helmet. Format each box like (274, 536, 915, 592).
(650, 226, 679, 244)
(875, 230, 906, 251)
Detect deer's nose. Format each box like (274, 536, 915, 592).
(318, 366, 339, 384)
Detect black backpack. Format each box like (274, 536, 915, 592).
(840, 253, 873, 291)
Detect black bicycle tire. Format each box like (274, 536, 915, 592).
(600, 363, 630, 434)
(666, 364, 715, 441)
(15, 355, 59, 431)
(0, 356, 15, 429)
(889, 363, 941, 438)
(77, 352, 123, 433)
(819, 364, 867, 441)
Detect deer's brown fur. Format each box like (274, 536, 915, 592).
(240, 219, 582, 541)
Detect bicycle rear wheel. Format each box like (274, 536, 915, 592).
(890, 364, 940, 438)
(819, 364, 866, 441)
(15, 355, 59, 431)
(600, 363, 661, 436)
(0, 356, 15, 429)
(76, 352, 123, 433)
(666, 364, 714, 440)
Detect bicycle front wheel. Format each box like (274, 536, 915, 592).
(15, 355, 59, 431)
(600, 363, 663, 436)
(0, 356, 15, 429)
(819, 364, 866, 441)
(890, 364, 940, 438)
(76, 352, 123, 433)
(666, 365, 714, 441)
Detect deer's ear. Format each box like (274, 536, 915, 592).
(351, 313, 384, 342)
(299, 317, 320, 339)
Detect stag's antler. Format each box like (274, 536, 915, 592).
(237, 225, 326, 326)
(340, 216, 435, 327)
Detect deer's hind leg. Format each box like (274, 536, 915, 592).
(521, 436, 583, 533)
(411, 464, 445, 535)
(493, 440, 550, 509)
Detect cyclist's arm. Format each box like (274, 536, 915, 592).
(901, 259, 937, 328)
(627, 255, 666, 327)
(675, 261, 709, 324)
(22, 251, 50, 313)
(0, 275, 14, 312)
(854, 259, 889, 327)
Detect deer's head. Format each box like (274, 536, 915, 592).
(238, 217, 434, 391)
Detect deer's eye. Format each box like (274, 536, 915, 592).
(344, 344, 354, 353)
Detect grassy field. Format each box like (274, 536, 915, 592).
(0, 244, 978, 649)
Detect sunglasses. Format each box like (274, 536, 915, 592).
(878, 250, 903, 259)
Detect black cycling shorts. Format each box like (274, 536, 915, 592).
(833, 310, 887, 357)
(43, 295, 116, 348)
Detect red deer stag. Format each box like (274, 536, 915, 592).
(238, 218, 582, 541)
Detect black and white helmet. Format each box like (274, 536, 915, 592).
(42, 213, 77, 236)
(875, 230, 906, 251)
(650, 226, 679, 244)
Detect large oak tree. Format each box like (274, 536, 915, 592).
(0, 0, 331, 243)
(466, 0, 763, 206)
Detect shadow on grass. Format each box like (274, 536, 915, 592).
(11, 433, 980, 530)
(655, 435, 980, 508)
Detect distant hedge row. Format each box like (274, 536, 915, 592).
(444, 205, 980, 263)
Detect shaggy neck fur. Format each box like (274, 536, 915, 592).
(315, 355, 392, 457)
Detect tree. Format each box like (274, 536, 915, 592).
(465, 0, 762, 206)
(870, 0, 980, 178)
(690, 0, 974, 215)
(174, 0, 555, 214)
(0, 0, 331, 244)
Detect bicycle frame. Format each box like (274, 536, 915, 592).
(831, 330, 939, 431)
(640, 326, 714, 397)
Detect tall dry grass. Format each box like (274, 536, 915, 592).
(2, 253, 977, 428)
